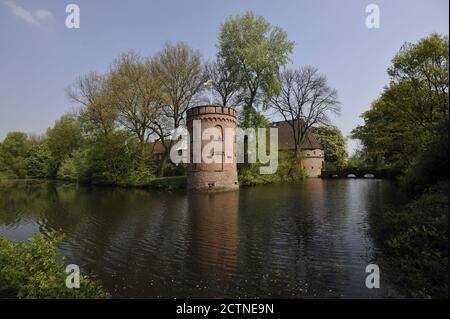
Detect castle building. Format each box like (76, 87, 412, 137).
(148, 109, 324, 186)
(186, 105, 239, 191)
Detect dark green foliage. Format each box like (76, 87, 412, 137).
(352, 34, 449, 173)
(0, 233, 110, 299)
(402, 123, 449, 195)
(0, 123, 156, 187)
(354, 33, 450, 298)
(276, 151, 307, 182)
(85, 132, 132, 184)
(218, 11, 294, 127)
(148, 176, 187, 190)
(371, 182, 449, 298)
(57, 157, 78, 181)
(46, 114, 82, 168)
(0, 132, 29, 179)
(120, 162, 156, 186)
(238, 150, 306, 186)
(25, 143, 55, 179)
(238, 108, 270, 130)
(163, 163, 186, 177)
(312, 126, 347, 169)
(238, 163, 277, 186)
(75, 132, 156, 186)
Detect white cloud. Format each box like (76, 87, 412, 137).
(34, 9, 52, 22)
(2, 1, 53, 27)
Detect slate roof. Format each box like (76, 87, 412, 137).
(270, 119, 323, 150)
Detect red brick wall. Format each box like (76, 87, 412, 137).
(186, 105, 239, 191)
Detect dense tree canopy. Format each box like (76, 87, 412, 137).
(312, 126, 347, 169)
(352, 34, 449, 177)
(218, 11, 294, 127)
(0, 132, 29, 179)
(108, 51, 162, 154)
(25, 143, 54, 179)
(46, 114, 82, 167)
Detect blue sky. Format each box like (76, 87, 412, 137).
(0, 0, 448, 153)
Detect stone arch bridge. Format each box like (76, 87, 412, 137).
(321, 168, 398, 179)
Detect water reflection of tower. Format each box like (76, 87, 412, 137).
(186, 105, 239, 191)
(187, 191, 240, 280)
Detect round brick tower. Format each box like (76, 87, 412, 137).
(186, 105, 239, 191)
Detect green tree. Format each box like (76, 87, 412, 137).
(351, 93, 418, 169)
(57, 157, 78, 181)
(312, 126, 347, 170)
(67, 72, 118, 137)
(86, 131, 134, 184)
(108, 52, 162, 155)
(218, 11, 294, 127)
(388, 33, 448, 131)
(0, 132, 29, 179)
(46, 115, 82, 171)
(25, 143, 55, 178)
(149, 42, 205, 176)
(351, 34, 449, 173)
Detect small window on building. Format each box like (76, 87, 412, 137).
(178, 150, 182, 156)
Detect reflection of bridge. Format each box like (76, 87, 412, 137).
(321, 168, 396, 179)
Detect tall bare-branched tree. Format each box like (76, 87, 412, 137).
(204, 58, 240, 106)
(107, 52, 162, 155)
(66, 72, 117, 137)
(149, 42, 205, 176)
(270, 66, 341, 154)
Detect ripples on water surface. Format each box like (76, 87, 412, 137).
(0, 179, 398, 298)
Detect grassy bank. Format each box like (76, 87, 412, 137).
(370, 181, 449, 298)
(146, 176, 187, 190)
(238, 151, 307, 186)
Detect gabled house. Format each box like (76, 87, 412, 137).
(271, 120, 325, 177)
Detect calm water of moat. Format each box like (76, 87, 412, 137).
(0, 179, 399, 298)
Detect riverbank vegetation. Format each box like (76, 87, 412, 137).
(238, 150, 307, 186)
(352, 34, 449, 298)
(0, 233, 110, 299)
(312, 126, 347, 170)
(370, 182, 448, 298)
